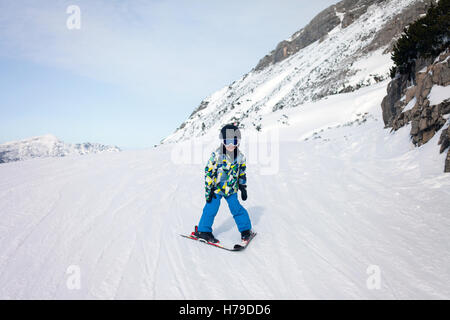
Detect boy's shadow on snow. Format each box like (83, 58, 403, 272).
(214, 206, 264, 236)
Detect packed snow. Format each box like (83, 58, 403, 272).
(1, 81, 449, 299)
(428, 85, 450, 106)
(403, 97, 417, 112)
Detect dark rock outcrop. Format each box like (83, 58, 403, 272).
(447, 150, 450, 172)
(438, 125, 450, 172)
(439, 125, 450, 153)
(381, 73, 410, 126)
(408, 100, 448, 146)
(382, 50, 450, 172)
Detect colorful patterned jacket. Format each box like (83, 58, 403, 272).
(204, 146, 246, 200)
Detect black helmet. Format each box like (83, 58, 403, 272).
(219, 124, 241, 141)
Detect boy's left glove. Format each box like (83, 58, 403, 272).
(206, 186, 217, 203)
(239, 184, 247, 201)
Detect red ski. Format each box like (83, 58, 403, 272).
(180, 227, 256, 252)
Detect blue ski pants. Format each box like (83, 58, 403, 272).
(198, 192, 252, 233)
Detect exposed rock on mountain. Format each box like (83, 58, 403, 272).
(439, 125, 450, 171)
(382, 50, 450, 171)
(381, 0, 449, 172)
(0, 134, 121, 164)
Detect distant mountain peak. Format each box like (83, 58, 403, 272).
(0, 135, 121, 164)
(38, 133, 58, 140)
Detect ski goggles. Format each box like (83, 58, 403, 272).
(223, 137, 240, 146)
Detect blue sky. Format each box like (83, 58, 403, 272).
(0, 0, 337, 149)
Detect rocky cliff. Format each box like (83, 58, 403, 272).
(381, 50, 450, 172)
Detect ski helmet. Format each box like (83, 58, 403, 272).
(219, 124, 241, 142)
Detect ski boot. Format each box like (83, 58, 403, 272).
(193, 226, 220, 243)
(241, 229, 255, 241)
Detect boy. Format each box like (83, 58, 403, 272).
(194, 124, 253, 243)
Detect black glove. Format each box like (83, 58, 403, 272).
(206, 187, 217, 203)
(239, 184, 247, 201)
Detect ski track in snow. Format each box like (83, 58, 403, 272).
(1, 84, 450, 299)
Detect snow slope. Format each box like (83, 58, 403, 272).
(1, 82, 449, 299)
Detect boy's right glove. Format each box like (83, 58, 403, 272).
(239, 184, 247, 201)
(206, 187, 217, 203)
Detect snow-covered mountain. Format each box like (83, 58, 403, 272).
(162, 0, 436, 144)
(0, 134, 121, 163)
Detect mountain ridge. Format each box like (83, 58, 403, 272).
(0, 134, 121, 164)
